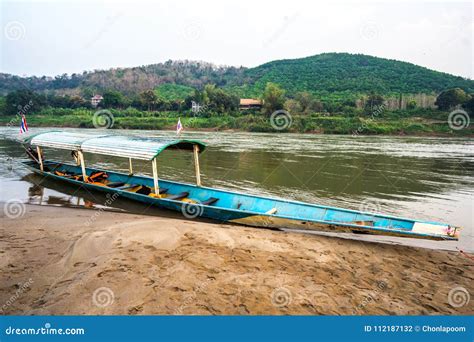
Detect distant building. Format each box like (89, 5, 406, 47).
(91, 94, 104, 108)
(239, 98, 263, 110)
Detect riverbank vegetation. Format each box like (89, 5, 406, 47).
(0, 106, 471, 136)
(0, 86, 472, 135)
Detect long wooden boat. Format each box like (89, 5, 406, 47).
(21, 131, 460, 241)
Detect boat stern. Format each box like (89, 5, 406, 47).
(411, 222, 461, 240)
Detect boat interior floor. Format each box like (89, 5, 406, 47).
(49, 167, 219, 206)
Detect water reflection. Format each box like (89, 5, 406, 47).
(20, 173, 187, 220)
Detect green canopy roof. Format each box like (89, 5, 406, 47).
(28, 131, 206, 160)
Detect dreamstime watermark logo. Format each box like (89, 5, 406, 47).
(270, 110, 292, 131)
(175, 278, 212, 314)
(359, 198, 382, 215)
(271, 287, 292, 307)
(84, 192, 120, 227)
(360, 21, 380, 40)
(263, 13, 300, 47)
(191, 101, 208, 115)
(352, 103, 386, 136)
(92, 287, 114, 308)
(6, 100, 34, 128)
(84, 12, 122, 48)
(353, 280, 387, 314)
(4, 21, 26, 41)
(448, 109, 470, 130)
(3, 199, 26, 219)
(4, 322, 85, 336)
(1, 278, 34, 313)
(181, 201, 204, 219)
(182, 20, 203, 41)
(447, 286, 470, 308)
(92, 110, 114, 129)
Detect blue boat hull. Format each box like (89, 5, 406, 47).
(21, 160, 459, 241)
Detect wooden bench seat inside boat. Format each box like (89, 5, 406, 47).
(136, 185, 169, 195)
(201, 197, 219, 206)
(116, 184, 141, 190)
(136, 186, 152, 195)
(107, 181, 126, 188)
(116, 184, 169, 195)
(167, 192, 189, 201)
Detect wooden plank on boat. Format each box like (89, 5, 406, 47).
(201, 197, 219, 206)
(167, 192, 189, 201)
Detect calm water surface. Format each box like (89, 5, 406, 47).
(1, 127, 472, 251)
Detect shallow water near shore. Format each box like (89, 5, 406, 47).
(0, 127, 472, 252)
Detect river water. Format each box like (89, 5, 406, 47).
(1, 127, 472, 252)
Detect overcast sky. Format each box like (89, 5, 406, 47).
(1, 0, 472, 78)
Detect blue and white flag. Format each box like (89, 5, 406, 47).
(20, 115, 28, 134)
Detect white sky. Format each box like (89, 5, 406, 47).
(1, 0, 472, 78)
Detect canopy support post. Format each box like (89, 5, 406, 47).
(128, 158, 133, 175)
(152, 158, 159, 195)
(193, 145, 201, 186)
(36, 146, 44, 171)
(74, 151, 80, 166)
(78, 150, 87, 182)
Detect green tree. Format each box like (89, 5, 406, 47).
(294, 91, 324, 113)
(5, 90, 45, 115)
(295, 92, 313, 113)
(70, 95, 88, 108)
(102, 90, 125, 108)
(183, 84, 238, 114)
(365, 93, 385, 111)
(203, 84, 238, 113)
(406, 100, 417, 110)
(80, 87, 96, 99)
(435, 88, 470, 110)
(262, 82, 285, 115)
(0, 97, 6, 115)
(463, 96, 474, 117)
(140, 89, 158, 111)
(284, 99, 301, 113)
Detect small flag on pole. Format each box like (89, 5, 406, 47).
(176, 117, 183, 135)
(20, 115, 29, 134)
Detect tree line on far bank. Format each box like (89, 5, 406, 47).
(1, 83, 473, 118)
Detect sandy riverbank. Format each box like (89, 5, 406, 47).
(1, 204, 473, 315)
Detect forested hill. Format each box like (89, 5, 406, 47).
(0, 61, 245, 95)
(1, 53, 473, 96)
(234, 53, 474, 96)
